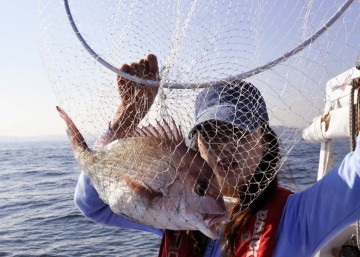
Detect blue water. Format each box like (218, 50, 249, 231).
(0, 138, 351, 256)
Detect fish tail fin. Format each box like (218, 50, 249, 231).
(56, 106, 89, 151)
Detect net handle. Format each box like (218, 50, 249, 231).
(64, 0, 355, 89)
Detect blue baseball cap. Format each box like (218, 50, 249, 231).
(188, 80, 269, 144)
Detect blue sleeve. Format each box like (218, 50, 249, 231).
(275, 137, 360, 256)
(74, 172, 163, 237)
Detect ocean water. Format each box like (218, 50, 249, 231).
(0, 138, 351, 256)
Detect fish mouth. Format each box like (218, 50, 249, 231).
(198, 213, 229, 239)
(203, 213, 230, 228)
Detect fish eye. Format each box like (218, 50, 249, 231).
(194, 180, 209, 197)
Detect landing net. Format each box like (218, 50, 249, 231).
(38, 0, 360, 233)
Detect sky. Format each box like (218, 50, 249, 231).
(0, 1, 65, 138)
(0, 1, 358, 139)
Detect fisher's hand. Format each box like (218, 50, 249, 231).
(111, 54, 159, 137)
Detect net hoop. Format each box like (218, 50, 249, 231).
(64, 0, 355, 89)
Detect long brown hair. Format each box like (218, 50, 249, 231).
(221, 123, 280, 257)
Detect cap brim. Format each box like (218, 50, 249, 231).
(187, 105, 260, 148)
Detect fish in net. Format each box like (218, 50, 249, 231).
(38, 0, 360, 242)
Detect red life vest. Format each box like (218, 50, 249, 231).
(158, 230, 201, 257)
(158, 186, 291, 257)
(235, 186, 291, 257)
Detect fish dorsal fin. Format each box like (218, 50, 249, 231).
(131, 118, 184, 143)
(93, 128, 116, 150)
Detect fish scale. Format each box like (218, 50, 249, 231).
(85, 138, 178, 189)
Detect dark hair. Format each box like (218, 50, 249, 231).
(221, 123, 280, 257)
(188, 121, 281, 256)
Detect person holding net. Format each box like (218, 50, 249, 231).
(74, 54, 360, 257)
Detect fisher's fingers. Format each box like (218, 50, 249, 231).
(117, 63, 139, 103)
(129, 62, 139, 76)
(143, 54, 159, 99)
(143, 59, 149, 78)
(116, 55, 159, 104)
(138, 59, 146, 78)
(146, 54, 159, 81)
(129, 60, 147, 98)
(117, 63, 131, 87)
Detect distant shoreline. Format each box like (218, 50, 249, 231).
(0, 125, 302, 143)
(0, 135, 68, 143)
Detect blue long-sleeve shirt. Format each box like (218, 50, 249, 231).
(74, 137, 360, 256)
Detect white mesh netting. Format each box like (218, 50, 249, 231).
(38, 0, 360, 236)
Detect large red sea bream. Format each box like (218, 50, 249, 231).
(57, 106, 229, 239)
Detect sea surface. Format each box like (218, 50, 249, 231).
(0, 137, 351, 256)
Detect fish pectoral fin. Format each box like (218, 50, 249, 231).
(119, 172, 163, 202)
